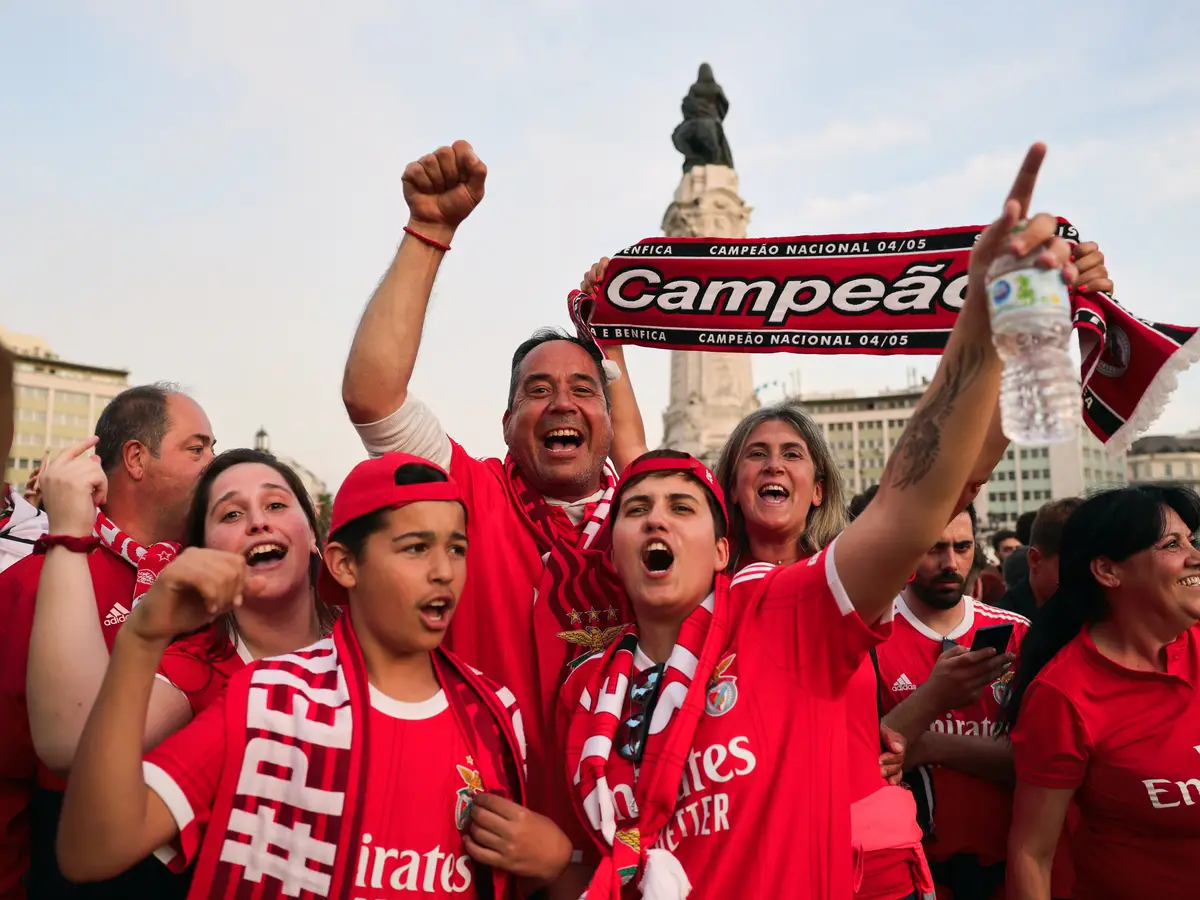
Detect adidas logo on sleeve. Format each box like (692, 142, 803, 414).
(103, 602, 132, 627)
(891, 673, 918, 693)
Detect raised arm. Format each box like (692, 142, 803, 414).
(57, 548, 250, 881)
(26, 440, 191, 776)
(341, 141, 487, 426)
(580, 257, 648, 470)
(837, 144, 1076, 624)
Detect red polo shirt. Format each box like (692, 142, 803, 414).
(1013, 624, 1200, 900)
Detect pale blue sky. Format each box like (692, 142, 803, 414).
(3, 1, 1199, 490)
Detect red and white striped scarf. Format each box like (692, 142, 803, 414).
(495, 454, 633, 806)
(498, 454, 617, 554)
(173, 613, 525, 899)
(92, 509, 179, 607)
(566, 576, 734, 900)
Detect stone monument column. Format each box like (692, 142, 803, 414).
(659, 65, 758, 466)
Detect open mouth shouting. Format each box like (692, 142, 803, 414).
(542, 427, 585, 455)
(757, 482, 790, 506)
(418, 593, 456, 631)
(1178, 574, 1200, 588)
(641, 539, 676, 579)
(244, 540, 289, 570)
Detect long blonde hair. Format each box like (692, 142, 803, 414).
(714, 399, 848, 569)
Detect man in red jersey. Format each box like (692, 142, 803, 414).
(0, 383, 214, 899)
(56, 454, 568, 900)
(546, 143, 1078, 897)
(341, 140, 631, 807)
(875, 505, 1058, 900)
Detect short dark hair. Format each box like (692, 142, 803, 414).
(1015, 509, 1038, 545)
(1029, 498, 1082, 557)
(847, 485, 879, 521)
(329, 462, 451, 558)
(614, 449, 727, 540)
(94, 382, 178, 474)
(990, 529, 1019, 555)
(507, 329, 610, 410)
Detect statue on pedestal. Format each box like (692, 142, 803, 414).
(671, 63, 734, 172)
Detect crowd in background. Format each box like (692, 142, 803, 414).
(0, 140, 1196, 900)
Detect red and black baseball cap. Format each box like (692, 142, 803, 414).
(612, 452, 728, 532)
(317, 453, 466, 606)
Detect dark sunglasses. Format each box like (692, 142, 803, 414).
(617, 663, 666, 763)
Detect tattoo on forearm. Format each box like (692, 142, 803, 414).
(888, 345, 986, 490)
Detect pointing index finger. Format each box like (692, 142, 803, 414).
(1006, 143, 1046, 221)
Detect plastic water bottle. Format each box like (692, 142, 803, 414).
(986, 235, 1080, 445)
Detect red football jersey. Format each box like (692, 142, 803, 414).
(1013, 625, 1200, 900)
(0, 549, 136, 897)
(557, 540, 891, 899)
(145, 685, 497, 897)
(442, 441, 623, 815)
(875, 596, 1028, 866)
(156, 628, 252, 716)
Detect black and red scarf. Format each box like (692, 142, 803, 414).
(571, 220, 1200, 450)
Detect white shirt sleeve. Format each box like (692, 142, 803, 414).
(352, 394, 453, 470)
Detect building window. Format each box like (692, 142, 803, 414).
(1166, 463, 1174, 477)
(52, 412, 89, 428)
(17, 408, 45, 422)
(16, 385, 48, 400)
(1023, 490, 1032, 501)
(55, 390, 90, 406)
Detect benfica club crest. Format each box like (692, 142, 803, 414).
(992, 669, 1015, 707)
(705, 654, 738, 717)
(454, 760, 484, 831)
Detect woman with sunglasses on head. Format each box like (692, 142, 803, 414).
(1005, 485, 1200, 900)
(548, 143, 1076, 900)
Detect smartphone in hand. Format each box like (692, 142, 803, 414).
(970, 623, 1015, 655)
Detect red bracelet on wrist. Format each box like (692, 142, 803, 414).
(403, 226, 452, 252)
(33, 534, 100, 555)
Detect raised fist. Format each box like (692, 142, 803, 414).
(125, 548, 259, 646)
(402, 140, 487, 236)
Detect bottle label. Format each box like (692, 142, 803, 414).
(988, 266, 1068, 320)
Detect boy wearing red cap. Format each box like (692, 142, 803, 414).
(56, 453, 572, 899)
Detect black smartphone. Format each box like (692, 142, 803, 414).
(971, 623, 1015, 655)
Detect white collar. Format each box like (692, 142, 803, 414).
(895, 594, 974, 641)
